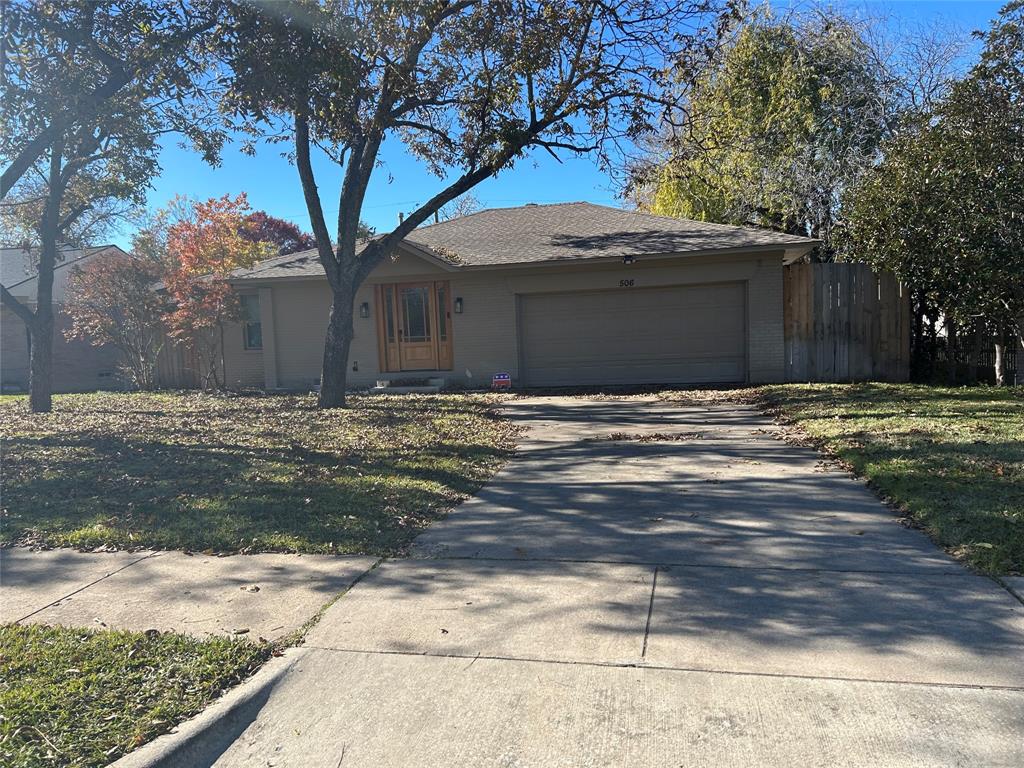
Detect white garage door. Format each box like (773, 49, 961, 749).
(519, 282, 746, 387)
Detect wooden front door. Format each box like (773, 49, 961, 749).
(376, 281, 453, 373)
(397, 283, 436, 369)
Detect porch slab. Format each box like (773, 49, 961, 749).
(368, 385, 441, 394)
(644, 566, 1024, 688)
(306, 558, 653, 663)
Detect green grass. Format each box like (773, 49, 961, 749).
(757, 383, 1024, 575)
(0, 624, 270, 768)
(0, 391, 517, 554)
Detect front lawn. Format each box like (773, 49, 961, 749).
(0, 624, 269, 768)
(0, 392, 516, 554)
(758, 383, 1023, 575)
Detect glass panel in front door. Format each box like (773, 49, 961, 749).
(401, 286, 431, 342)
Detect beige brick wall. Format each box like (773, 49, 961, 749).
(747, 256, 786, 383)
(1, 305, 123, 392)
(229, 250, 788, 390)
(1, 305, 30, 390)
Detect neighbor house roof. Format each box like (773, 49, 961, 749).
(228, 249, 328, 281)
(0, 244, 128, 298)
(230, 202, 818, 281)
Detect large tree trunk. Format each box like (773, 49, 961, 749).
(28, 139, 64, 413)
(993, 323, 1008, 387)
(911, 290, 927, 381)
(967, 321, 982, 385)
(29, 302, 53, 412)
(1017, 318, 1024, 387)
(319, 289, 354, 408)
(945, 319, 958, 385)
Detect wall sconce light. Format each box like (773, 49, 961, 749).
(622, 254, 636, 265)
(359, 302, 370, 318)
(454, 297, 464, 314)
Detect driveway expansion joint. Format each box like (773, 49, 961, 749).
(641, 565, 659, 658)
(13, 550, 164, 624)
(410, 553, 971, 579)
(995, 575, 1024, 606)
(298, 644, 1024, 694)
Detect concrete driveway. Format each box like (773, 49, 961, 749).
(143, 397, 1024, 767)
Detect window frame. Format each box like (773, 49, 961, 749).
(239, 293, 263, 351)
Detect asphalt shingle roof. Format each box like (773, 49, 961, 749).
(0, 245, 116, 289)
(406, 202, 816, 266)
(229, 249, 327, 281)
(231, 202, 817, 280)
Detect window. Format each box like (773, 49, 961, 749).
(400, 285, 431, 342)
(240, 294, 263, 350)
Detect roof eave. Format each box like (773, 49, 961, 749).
(452, 241, 817, 270)
(782, 241, 821, 265)
(227, 239, 820, 282)
(393, 240, 461, 271)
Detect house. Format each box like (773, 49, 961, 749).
(0, 244, 128, 392)
(220, 203, 819, 390)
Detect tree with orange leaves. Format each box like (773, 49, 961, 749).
(163, 193, 274, 388)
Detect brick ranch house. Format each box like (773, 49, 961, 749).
(218, 203, 829, 390)
(0, 245, 127, 393)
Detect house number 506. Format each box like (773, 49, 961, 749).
(619, 279, 634, 287)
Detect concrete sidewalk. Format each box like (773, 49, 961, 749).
(1, 548, 376, 641)
(122, 397, 1024, 767)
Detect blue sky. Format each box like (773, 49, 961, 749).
(113, 0, 1005, 250)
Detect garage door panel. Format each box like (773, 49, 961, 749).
(520, 283, 746, 386)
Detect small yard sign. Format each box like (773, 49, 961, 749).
(491, 372, 511, 390)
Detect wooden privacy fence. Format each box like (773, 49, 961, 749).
(784, 262, 910, 383)
(154, 339, 201, 389)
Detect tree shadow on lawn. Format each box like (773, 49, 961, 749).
(1, 432, 508, 555)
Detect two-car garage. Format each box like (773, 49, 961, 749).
(517, 281, 747, 387)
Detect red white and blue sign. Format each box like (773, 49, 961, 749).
(491, 372, 511, 389)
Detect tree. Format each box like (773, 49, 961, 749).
(64, 253, 171, 390)
(239, 211, 316, 255)
(0, 123, 157, 411)
(635, 7, 962, 258)
(1, 0, 222, 411)
(163, 194, 275, 388)
(439, 192, 483, 221)
(840, 1, 1024, 383)
(1, 0, 220, 200)
(0, 177, 139, 249)
(220, 0, 732, 407)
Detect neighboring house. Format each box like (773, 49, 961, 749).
(0, 244, 128, 392)
(221, 202, 819, 390)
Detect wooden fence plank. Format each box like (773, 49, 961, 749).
(784, 262, 909, 383)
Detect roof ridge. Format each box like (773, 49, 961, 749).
(415, 200, 597, 232)
(610, 205, 811, 239)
